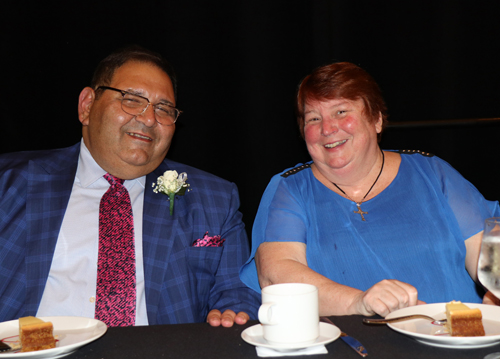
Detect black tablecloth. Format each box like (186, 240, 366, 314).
(66, 316, 500, 359)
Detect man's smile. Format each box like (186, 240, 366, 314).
(127, 132, 153, 141)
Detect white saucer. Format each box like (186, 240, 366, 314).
(241, 322, 340, 351)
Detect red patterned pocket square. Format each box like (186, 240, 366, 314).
(192, 232, 226, 247)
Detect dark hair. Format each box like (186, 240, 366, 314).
(91, 45, 178, 100)
(296, 62, 388, 141)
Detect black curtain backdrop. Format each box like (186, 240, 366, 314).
(2, 1, 500, 235)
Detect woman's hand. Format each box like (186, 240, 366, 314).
(352, 279, 425, 317)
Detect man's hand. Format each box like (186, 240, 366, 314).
(206, 309, 250, 327)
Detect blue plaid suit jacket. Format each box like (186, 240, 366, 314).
(0, 143, 259, 324)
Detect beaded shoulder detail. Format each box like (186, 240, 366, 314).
(281, 163, 312, 178)
(397, 149, 434, 157)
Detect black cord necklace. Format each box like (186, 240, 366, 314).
(331, 149, 385, 221)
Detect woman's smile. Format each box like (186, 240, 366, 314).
(324, 139, 347, 148)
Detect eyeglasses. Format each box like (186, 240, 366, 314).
(96, 86, 181, 125)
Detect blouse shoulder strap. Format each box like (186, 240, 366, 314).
(397, 149, 434, 157)
(281, 163, 312, 178)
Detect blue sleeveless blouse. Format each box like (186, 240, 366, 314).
(240, 151, 500, 303)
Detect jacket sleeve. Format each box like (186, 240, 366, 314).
(0, 156, 29, 321)
(206, 182, 260, 319)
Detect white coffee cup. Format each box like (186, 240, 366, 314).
(258, 283, 319, 346)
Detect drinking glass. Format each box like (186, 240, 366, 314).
(478, 218, 500, 299)
(478, 217, 500, 359)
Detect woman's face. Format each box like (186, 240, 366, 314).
(303, 97, 382, 176)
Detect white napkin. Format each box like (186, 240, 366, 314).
(255, 345, 328, 357)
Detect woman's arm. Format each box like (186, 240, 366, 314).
(256, 241, 421, 317)
(464, 230, 483, 282)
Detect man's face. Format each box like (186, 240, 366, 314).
(79, 61, 176, 179)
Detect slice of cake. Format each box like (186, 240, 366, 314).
(445, 301, 485, 337)
(19, 316, 56, 352)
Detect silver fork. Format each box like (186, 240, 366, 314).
(363, 314, 447, 325)
(0, 341, 14, 354)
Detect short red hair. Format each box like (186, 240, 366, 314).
(296, 62, 388, 141)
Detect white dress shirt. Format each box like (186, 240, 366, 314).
(37, 141, 149, 325)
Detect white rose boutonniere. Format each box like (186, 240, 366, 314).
(152, 170, 190, 215)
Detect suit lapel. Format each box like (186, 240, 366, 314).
(143, 163, 178, 325)
(25, 145, 79, 315)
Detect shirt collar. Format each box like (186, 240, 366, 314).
(76, 140, 146, 189)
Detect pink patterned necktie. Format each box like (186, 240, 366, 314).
(95, 173, 136, 327)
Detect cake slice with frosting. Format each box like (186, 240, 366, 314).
(19, 316, 56, 352)
(445, 301, 485, 337)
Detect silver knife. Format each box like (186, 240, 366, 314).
(321, 317, 368, 357)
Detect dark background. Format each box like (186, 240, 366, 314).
(2, 1, 500, 234)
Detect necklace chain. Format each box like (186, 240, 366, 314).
(331, 148, 385, 221)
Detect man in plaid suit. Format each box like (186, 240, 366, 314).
(0, 46, 259, 326)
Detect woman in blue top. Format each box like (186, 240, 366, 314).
(240, 62, 500, 317)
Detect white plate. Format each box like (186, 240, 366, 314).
(0, 316, 107, 358)
(386, 303, 500, 349)
(241, 322, 340, 351)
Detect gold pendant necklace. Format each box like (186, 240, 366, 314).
(331, 149, 385, 221)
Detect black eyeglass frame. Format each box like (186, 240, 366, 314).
(96, 86, 182, 124)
